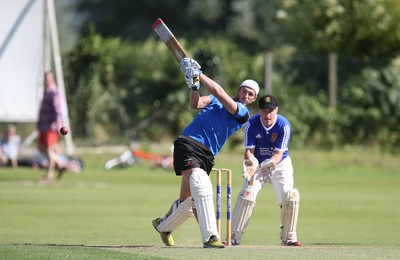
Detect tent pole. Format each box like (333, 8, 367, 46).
(46, 0, 74, 155)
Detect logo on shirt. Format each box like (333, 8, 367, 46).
(256, 134, 262, 138)
(271, 133, 278, 143)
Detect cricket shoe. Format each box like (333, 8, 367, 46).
(152, 217, 174, 246)
(282, 240, 302, 247)
(203, 235, 225, 249)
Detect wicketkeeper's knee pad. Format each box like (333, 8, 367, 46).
(231, 188, 257, 244)
(190, 168, 218, 242)
(240, 186, 257, 202)
(281, 188, 300, 242)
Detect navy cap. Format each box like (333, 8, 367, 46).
(259, 95, 278, 109)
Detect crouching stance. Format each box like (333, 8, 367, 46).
(152, 57, 258, 248)
(229, 95, 302, 246)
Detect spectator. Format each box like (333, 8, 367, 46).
(17, 148, 84, 178)
(0, 124, 21, 168)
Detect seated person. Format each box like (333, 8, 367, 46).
(18, 149, 84, 179)
(0, 125, 21, 168)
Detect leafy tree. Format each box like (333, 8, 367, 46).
(74, 0, 186, 41)
(272, 0, 400, 93)
(63, 0, 400, 153)
(277, 0, 400, 58)
(113, 36, 263, 141)
(64, 27, 125, 142)
(339, 63, 400, 153)
(64, 26, 263, 144)
(72, 0, 282, 52)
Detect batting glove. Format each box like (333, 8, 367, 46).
(180, 57, 201, 74)
(184, 68, 202, 91)
(242, 157, 259, 182)
(256, 159, 275, 183)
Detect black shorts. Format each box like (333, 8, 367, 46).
(173, 137, 215, 176)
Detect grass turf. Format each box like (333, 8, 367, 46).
(0, 147, 399, 259)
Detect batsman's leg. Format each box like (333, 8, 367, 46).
(153, 197, 194, 246)
(230, 179, 260, 245)
(280, 188, 301, 246)
(189, 168, 224, 248)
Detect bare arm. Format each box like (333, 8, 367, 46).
(199, 74, 238, 114)
(270, 150, 284, 165)
(189, 90, 211, 109)
(244, 148, 255, 160)
(246, 148, 283, 165)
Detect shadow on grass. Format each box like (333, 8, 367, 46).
(310, 243, 363, 246)
(11, 243, 154, 249)
(11, 242, 366, 248)
(10, 243, 203, 249)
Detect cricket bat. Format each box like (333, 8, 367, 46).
(152, 18, 187, 63)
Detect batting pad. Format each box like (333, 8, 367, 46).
(281, 188, 300, 242)
(157, 197, 194, 232)
(190, 168, 219, 242)
(231, 188, 256, 244)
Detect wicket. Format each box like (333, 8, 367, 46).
(212, 168, 232, 246)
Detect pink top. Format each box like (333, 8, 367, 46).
(37, 84, 62, 132)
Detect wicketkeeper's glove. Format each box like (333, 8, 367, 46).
(255, 159, 275, 183)
(242, 157, 259, 182)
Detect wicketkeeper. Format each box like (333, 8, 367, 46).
(152, 58, 259, 248)
(229, 95, 302, 246)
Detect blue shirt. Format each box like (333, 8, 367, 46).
(244, 114, 291, 162)
(181, 95, 249, 156)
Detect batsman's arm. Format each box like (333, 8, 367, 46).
(189, 90, 211, 110)
(199, 74, 238, 115)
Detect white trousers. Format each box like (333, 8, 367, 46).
(241, 156, 294, 205)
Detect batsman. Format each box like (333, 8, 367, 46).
(152, 57, 259, 248)
(229, 95, 302, 246)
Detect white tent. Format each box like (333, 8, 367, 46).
(0, 0, 73, 154)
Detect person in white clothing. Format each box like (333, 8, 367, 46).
(228, 95, 302, 246)
(0, 124, 21, 168)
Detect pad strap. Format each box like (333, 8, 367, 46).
(157, 197, 194, 232)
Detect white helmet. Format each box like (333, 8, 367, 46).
(240, 79, 259, 95)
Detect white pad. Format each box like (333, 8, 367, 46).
(190, 168, 219, 242)
(281, 188, 300, 242)
(231, 188, 256, 244)
(157, 197, 194, 232)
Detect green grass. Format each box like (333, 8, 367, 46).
(1, 148, 399, 259)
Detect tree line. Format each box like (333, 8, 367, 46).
(62, 0, 400, 153)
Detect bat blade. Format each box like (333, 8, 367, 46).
(152, 18, 187, 63)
